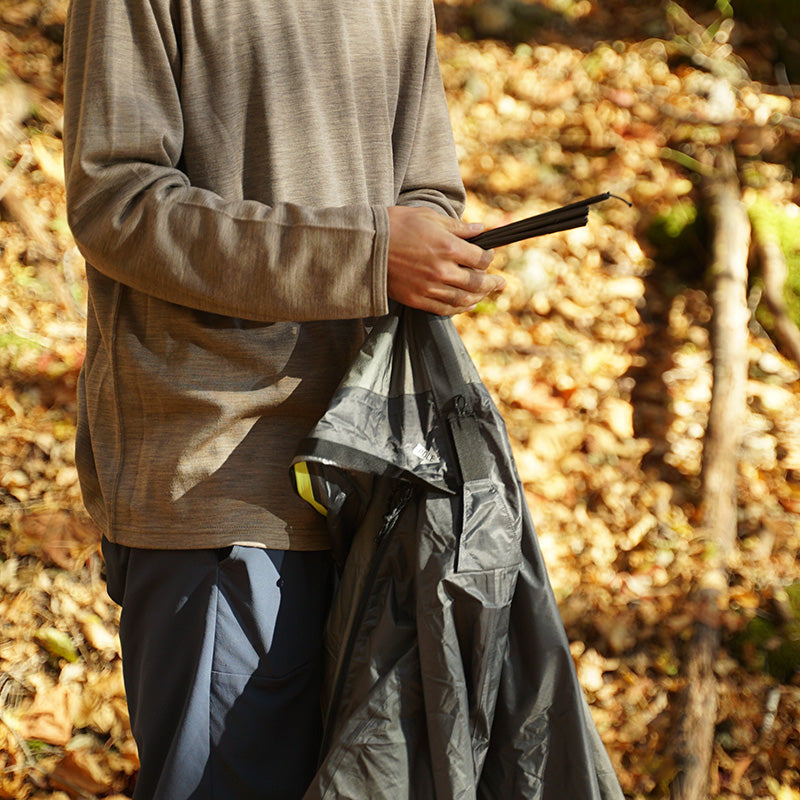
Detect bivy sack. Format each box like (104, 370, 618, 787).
(292, 305, 624, 800)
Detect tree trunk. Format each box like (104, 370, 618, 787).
(702, 148, 751, 560)
(670, 146, 750, 800)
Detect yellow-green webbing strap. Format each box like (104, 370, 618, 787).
(292, 461, 328, 517)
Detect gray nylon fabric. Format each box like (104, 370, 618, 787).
(293, 307, 624, 799)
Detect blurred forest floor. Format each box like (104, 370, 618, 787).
(1, 0, 799, 798)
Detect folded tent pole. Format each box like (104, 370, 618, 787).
(469, 209, 589, 248)
(466, 191, 632, 249)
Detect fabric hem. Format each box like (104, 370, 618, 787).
(100, 525, 332, 552)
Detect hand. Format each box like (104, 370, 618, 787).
(386, 206, 505, 316)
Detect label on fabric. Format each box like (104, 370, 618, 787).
(412, 443, 439, 464)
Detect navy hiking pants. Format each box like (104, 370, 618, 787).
(102, 539, 332, 800)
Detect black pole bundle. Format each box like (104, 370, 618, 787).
(467, 192, 631, 249)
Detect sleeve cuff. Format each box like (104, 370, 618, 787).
(370, 205, 390, 317)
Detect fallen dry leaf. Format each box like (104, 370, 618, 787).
(16, 674, 76, 747)
(48, 749, 116, 796)
(18, 512, 100, 571)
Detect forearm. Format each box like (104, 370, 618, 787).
(66, 163, 389, 321)
(63, 0, 389, 322)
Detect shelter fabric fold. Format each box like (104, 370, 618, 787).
(292, 306, 624, 800)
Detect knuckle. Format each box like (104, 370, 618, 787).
(453, 289, 473, 308)
(464, 268, 487, 294)
(468, 269, 485, 292)
(441, 238, 461, 261)
(469, 246, 489, 269)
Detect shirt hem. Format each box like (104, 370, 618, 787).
(100, 525, 331, 552)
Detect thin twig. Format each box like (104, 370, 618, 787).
(755, 231, 800, 367)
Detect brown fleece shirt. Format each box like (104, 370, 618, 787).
(63, 0, 465, 550)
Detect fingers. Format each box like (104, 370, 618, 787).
(434, 216, 495, 272)
(389, 263, 505, 316)
(438, 215, 486, 238)
(452, 238, 496, 273)
(386, 206, 505, 315)
(430, 267, 506, 311)
(443, 262, 505, 299)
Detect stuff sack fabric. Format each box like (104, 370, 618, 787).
(292, 306, 624, 800)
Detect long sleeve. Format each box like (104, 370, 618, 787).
(63, 0, 391, 323)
